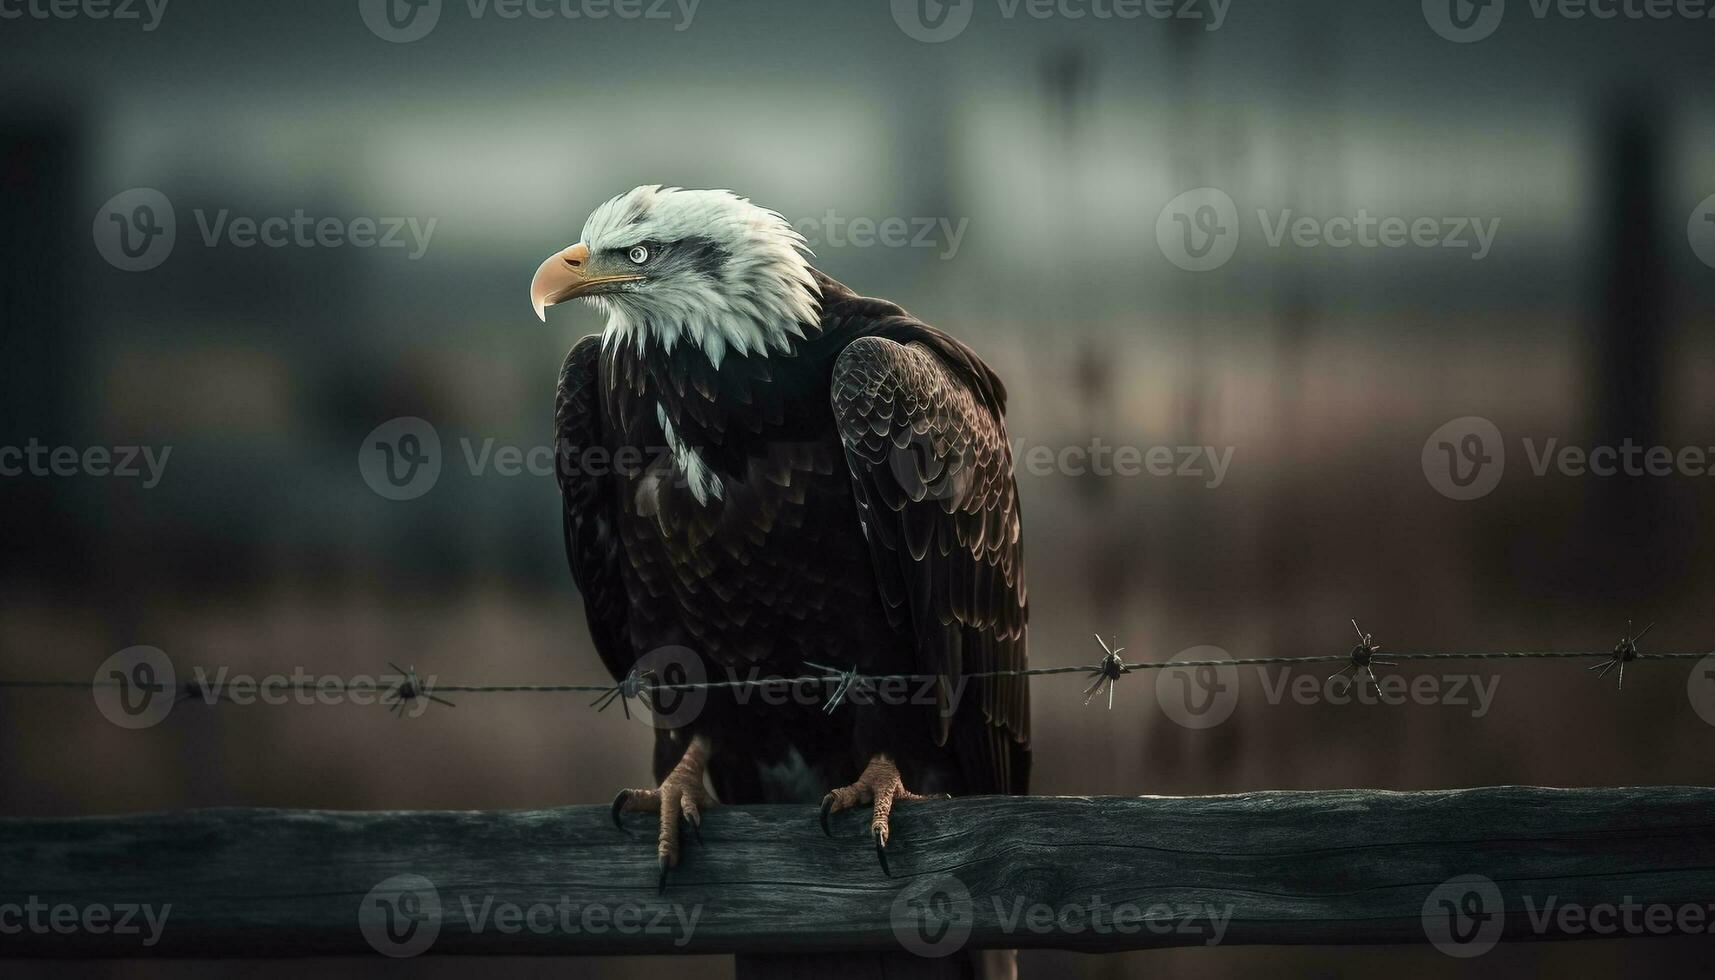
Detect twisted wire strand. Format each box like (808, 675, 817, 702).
(7, 649, 1709, 699)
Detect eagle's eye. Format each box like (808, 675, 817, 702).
(628, 245, 651, 265)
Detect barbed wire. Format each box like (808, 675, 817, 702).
(4, 619, 1710, 717)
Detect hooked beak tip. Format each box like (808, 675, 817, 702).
(530, 241, 591, 325)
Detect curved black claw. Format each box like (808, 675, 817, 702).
(683, 811, 703, 845)
(611, 790, 631, 831)
(819, 795, 835, 837)
(873, 828, 890, 876)
(657, 855, 671, 895)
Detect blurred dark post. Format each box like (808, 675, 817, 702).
(0, 112, 88, 589)
(1592, 98, 1665, 452)
(1585, 93, 1679, 599)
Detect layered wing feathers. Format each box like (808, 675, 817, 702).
(830, 335, 1030, 794)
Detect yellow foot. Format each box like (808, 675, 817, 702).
(818, 754, 946, 874)
(610, 734, 713, 892)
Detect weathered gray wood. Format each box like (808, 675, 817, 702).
(2, 787, 1714, 957)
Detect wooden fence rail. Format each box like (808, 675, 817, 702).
(2, 786, 1714, 962)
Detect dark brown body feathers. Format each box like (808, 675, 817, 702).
(556, 270, 1028, 801)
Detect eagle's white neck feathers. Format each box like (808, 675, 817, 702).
(582, 186, 820, 369)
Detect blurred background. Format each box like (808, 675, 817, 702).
(5, 0, 1715, 976)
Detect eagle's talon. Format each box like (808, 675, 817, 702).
(819, 755, 932, 872)
(657, 855, 671, 895)
(818, 795, 836, 836)
(609, 735, 712, 890)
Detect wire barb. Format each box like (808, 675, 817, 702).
(805, 662, 868, 714)
(589, 667, 650, 719)
(384, 663, 456, 717)
(1587, 620, 1654, 691)
(1328, 619, 1397, 694)
(1083, 635, 1131, 710)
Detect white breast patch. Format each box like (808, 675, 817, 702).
(657, 403, 724, 505)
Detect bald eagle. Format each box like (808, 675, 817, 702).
(531, 186, 1029, 883)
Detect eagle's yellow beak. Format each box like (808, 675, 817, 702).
(530, 242, 645, 322)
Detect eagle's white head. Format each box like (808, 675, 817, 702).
(530, 186, 820, 368)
